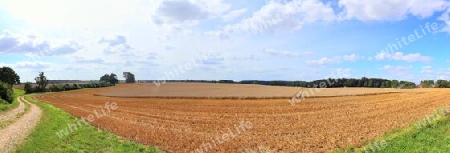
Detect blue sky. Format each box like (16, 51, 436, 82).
(0, 0, 450, 83)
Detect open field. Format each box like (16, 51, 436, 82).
(32, 83, 450, 152)
(94, 83, 416, 99)
(15, 95, 160, 153)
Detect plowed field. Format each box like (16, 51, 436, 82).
(94, 83, 406, 98)
(33, 83, 450, 152)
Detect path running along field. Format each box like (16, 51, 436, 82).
(0, 96, 42, 153)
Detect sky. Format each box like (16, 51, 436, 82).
(0, 0, 450, 83)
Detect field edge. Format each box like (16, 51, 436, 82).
(14, 94, 164, 153)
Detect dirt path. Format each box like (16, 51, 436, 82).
(0, 96, 42, 153)
(0, 97, 26, 125)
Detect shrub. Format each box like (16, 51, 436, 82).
(49, 84, 64, 92)
(63, 84, 71, 91)
(0, 81, 13, 103)
(0, 99, 8, 104)
(24, 82, 34, 94)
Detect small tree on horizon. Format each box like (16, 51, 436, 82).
(123, 72, 136, 83)
(35, 72, 48, 92)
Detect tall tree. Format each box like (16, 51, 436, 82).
(123, 72, 136, 83)
(0, 67, 20, 86)
(109, 73, 119, 85)
(35, 72, 48, 92)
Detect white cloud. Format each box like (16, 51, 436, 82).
(0, 0, 140, 28)
(375, 52, 431, 62)
(343, 54, 357, 61)
(152, 0, 230, 25)
(262, 48, 311, 57)
(0, 31, 82, 56)
(382, 65, 413, 77)
(222, 8, 247, 22)
(339, 0, 448, 21)
(14, 61, 51, 70)
(218, 0, 337, 35)
(98, 35, 133, 54)
(421, 66, 433, 73)
(439, 7, 450, 32)
(307, 57, 340, 65)
(306, 54, 358, 65)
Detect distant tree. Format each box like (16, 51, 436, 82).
(109, 73, 119, 85)
(100, 74, 110, 83)
(436, 80, 449, 88)
(35, 72, 48, 92)
(0, 81, 13, 103)
(63, 84, 71, 91)
(123, 72, 136, 83)
(24, 82, 33, 94)
(0, 67, 20, 86)
(399, 81, 416, 89)
(420, 80, 435, 88)
(99, 73, 118, 85)
(72, 84, 80, 89)
(391, 80, 399, 88)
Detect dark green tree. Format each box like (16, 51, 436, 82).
(123, 72, 136, 83)
(109, 73, 119, 85)
(392, 80, 399, 88)
(100, 74, 110, 83)
(35, 72, 48, 92)
(436, 80, 449, 88)
(0, 81, 13, 103)
(0, 67, 20, 86)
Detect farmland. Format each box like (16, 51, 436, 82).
(94, 83, 409, 98)
(32, 83, 450, 152)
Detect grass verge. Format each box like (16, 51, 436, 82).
(15, 95, 163, 153)
(0, 89, 25, 112)
(337, 108, 450, 153)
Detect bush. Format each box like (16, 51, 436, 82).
(24, 82, 34, 94)
(0, 81, 13, 103)
(63, 84, 72, 91)
(49, 84, 64, 92)
(0, 99, 8, 104)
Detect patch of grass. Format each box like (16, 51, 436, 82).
(374, 113, 450, 153)
(339, 109, 450, 153)
(15, 95, 163, 153)
(0, 89, 25, 112)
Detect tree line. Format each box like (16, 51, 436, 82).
(419, 80, 450, 88)
(239, 77, 417, 89)
(24, 72, 136, 94)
